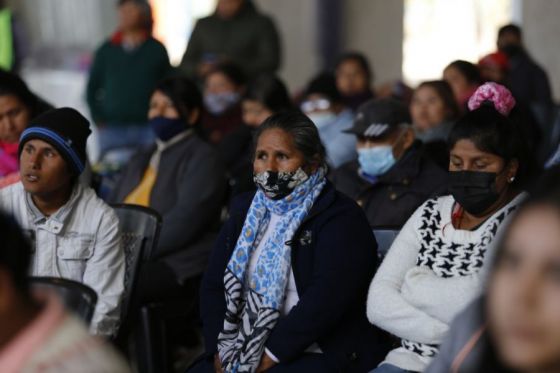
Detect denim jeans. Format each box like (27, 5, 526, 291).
(97, 123, 154, 159)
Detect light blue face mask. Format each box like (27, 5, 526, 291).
(204, 92, 240, 115)
(357, 145, 397, 177)
(307, 112, 337, 130)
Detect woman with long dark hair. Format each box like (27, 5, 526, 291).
(427, 167, 560, 373)
(367, 83, 531, 373)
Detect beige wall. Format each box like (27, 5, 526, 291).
(255, 0, 320, 93)
(522, 0, 560, 102)
(341, 0, 404, 86)
(255, 0, 404, 93)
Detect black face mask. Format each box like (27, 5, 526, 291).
(449, 171, 503, 216)
(253, 168, 309, 200)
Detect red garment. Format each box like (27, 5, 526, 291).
(110, 30, 149, 46)
(478, 51, 510, 71)
(0, 141, 19, 176)
(201, 104, 244, 144)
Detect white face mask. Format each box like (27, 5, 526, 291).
(307, 112, 337, 129)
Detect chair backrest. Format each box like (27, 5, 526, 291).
(30, 276, 98, 325)
(112, 204, 162, 325)
(373, 229, 400, 262)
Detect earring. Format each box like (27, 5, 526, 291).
(509, 176, 516, 183)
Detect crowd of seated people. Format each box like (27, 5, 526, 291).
(2, 0, 560, 370)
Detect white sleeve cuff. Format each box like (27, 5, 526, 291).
(265, 347, 280, 363)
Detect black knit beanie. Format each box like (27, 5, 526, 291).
(18, 108, 91, 175)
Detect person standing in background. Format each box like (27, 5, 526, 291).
(497, 24, 553, 110)
(0, 0, 27, 72)
(497, 24, 554, 146)
(86, 0, 171, 159)
(179, 0, 281, 80)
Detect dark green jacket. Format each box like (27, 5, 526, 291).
(86, 36, 171, 125)
(179, 1, 280, 77)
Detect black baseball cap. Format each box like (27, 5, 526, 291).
(344, 98, 411, 138)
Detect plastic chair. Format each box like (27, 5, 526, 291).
(30, 276, 98, 325)
(111, 204, 162, 334)
(373, 229, 400, 262)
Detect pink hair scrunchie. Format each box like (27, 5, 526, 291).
(467, 82, 516, 116)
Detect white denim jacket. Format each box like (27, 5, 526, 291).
(0, 182, 124, 337)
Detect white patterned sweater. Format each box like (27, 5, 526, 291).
(367, 194, 525, 372)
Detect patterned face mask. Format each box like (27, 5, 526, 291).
(253, 168, 309, 200)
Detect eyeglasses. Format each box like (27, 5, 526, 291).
(300, 98, 331, 113)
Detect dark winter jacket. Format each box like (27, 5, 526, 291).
(333, 143, 449, 229)
(179, 1, 281, 77)
(200, 182, 391, 372)
(109, 133, 226, 282)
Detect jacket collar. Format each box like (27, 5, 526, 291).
(110, 30, 149, 46)
(151, 130, 194, 169)
(373, 141, 424, 186)
(24, 182, 83, 234)
(379, 142, 421, 184)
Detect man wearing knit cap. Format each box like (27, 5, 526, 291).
(0, 107, 125, 337)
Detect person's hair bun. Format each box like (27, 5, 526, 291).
(467, 82, 516, 116)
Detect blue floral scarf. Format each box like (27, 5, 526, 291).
(217, 168, 326, 372)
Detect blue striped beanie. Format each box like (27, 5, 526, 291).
(18, 108, 91, 175)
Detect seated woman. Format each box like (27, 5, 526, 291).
(333, 98, 448, 229)
(219, 74, 293, 198)
(201, 62, 247, 144)
(301, 73, 357, 169)
(109, 77, 226, 306)
(410, 80, 460, 169)
(367, 83, 533, 373)
(0, 70, 52, 187)
(335, 52, 375, 111)
(0, 107, 125, 337)
(443, 60, 482, 112)
(190, 111, 391, 373)
(425, 166, 560, 373)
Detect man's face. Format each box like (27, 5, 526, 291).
(118, 1, 145, 32)
(19, 139, 73, 198)
(216, 0, 244, 19)
(498, 31, 522, 51)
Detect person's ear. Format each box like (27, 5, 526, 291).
(187, 108, 200, 126)
(304, 155, 321, 175)
(392, 127, 415, 160)
(506, 159, 519, 184)
(402, 127, 415, 149)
